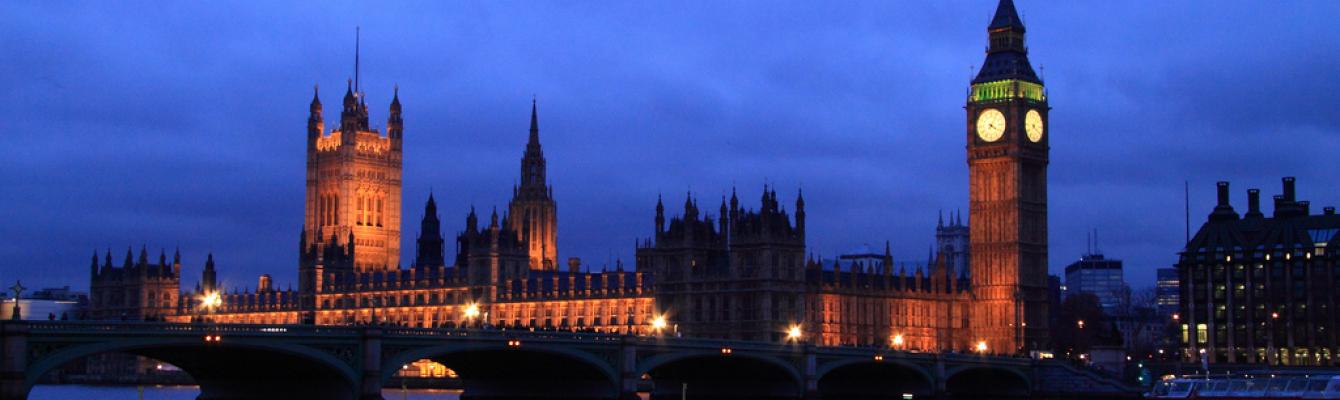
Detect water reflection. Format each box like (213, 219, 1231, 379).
(29, 385, 463, 400)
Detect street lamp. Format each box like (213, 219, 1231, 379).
(200, 292, 222, 309)
(1077, 319, 1085, 329)
(463, 303, 480, 328)
(197, 291, 222, 323)
(651, 315, 668, 335)
(892, 334, 905, 348)
(975, 341, 988, 353)
(786, 325, 803, 342)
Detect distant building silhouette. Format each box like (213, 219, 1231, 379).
(1179, 178, 1340, 366)
(1156, 267, 1179, 317)
(1064, 254, 1128, 314)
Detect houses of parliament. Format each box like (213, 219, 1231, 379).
(89, 0, 1052, 355)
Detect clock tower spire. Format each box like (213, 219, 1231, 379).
(966, 0, 1050, 354)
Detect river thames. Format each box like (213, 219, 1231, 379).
(29, 385, 463, 400)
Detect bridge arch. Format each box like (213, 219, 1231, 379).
(944, 365, 1031, 398)
(25, 336, 360, 400)
(383, 342, 620, 399)
(637, 350, 803, 400)
(814, 358, 934, 399)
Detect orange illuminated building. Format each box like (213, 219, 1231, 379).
(146, 0, 1051, 356)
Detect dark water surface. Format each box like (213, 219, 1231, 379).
(29, 385, 464, 399)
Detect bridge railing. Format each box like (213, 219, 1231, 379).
(11, 320, 1035, 364)
(19, 320, 362, 336)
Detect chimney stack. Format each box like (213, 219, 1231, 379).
(1245, 189, 1263, 219)
(1283, 177, 1297, 202)
(1210, 181, 1239, 221)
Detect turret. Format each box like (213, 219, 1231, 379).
(795, 188, 805, 237)
(172, 249, 181, 275)
(655, 195, 665, 233)
(729, 187, 739, 223)
(346, 231, 356, 259)
(102, 249, 113, 275)
(202, 253, 217, 293)
(684, 192, 698, 220)
(90, 251, 99, 280)
(719, 196, 729, 234)
(388, 85, 403, 143)
(974, 0, 1039, 84)
(308, 85, 323, 143)
(415, 193, 445, 267)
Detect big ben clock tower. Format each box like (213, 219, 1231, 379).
(967, 0, 1050, 354)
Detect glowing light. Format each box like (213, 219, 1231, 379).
(892, 334, 905, 347)
(1272, 312, 1279, 319)
(874, 354, 884, 362)
(199, 292, 222, 309)
(463, 303, 480, 319)
(720, 347, 732, 355)
(507, 339, 521, 348)
(1077, 320, 1085, 329)
(1172, 313, 1180, 321)
(975, 341, 988, 353)
(651, 315, 668, 331)
(203, 334, 222, 343)
(787, 325, 803, 341)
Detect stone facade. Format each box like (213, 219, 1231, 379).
(107, 0, 1052, 357)
(88, 247, 180, 321)
(302, 82, 403, 273)
(965, 0, 1051, 354)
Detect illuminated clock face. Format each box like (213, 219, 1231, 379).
(975, 108, 1006, 142)
(1025, 109, 1044, 142)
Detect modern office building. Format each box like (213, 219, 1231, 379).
(1156, 268, 1179, 316)
(1064, 254, 1128, 314)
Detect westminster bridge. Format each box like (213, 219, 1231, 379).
(1, 321, 1136, 400)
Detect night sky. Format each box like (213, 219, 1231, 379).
(3, 1, 1337, 293)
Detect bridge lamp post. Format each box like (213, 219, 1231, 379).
(786, 324, 803, 343)
(651, 315, 668, 336)
(198, 291, 222, 323)
(891, 334, 905, 349)
(975, 340, 988, 354)
(463, 303, 480, 328)
(1075, 319, 1086, 361)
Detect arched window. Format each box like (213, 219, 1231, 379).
(357, 193, 366, 226)
(376, 195, 384, 227)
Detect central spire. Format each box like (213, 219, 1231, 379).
(354, 26, 361, 94)
(988, 0, 1024, 32)
(528, 97, 540, 147)
(973, 0, 1038, 83)
(519, 98, 547, 188)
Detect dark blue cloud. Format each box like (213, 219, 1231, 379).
(2, 1, 1337, 293)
